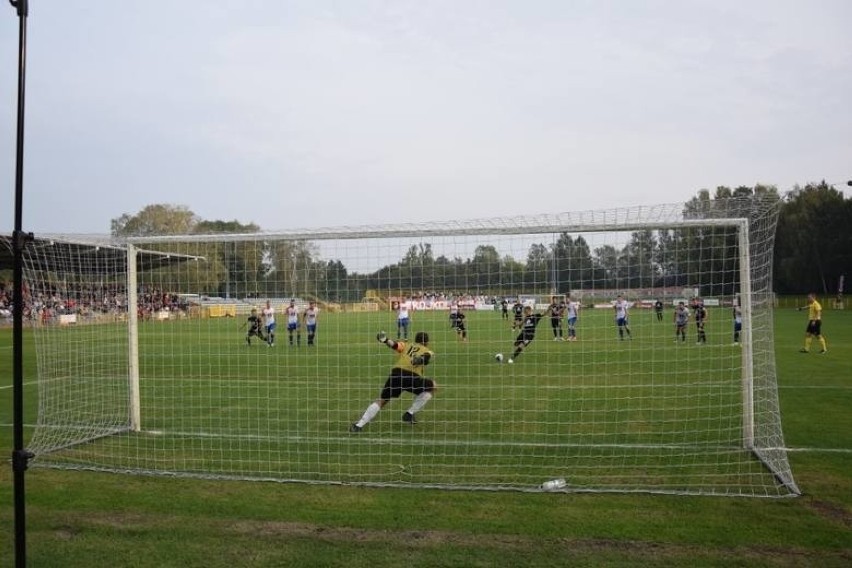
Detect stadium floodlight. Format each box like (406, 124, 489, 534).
(19, 198, 799, 497)
(8, 0, 32, 566)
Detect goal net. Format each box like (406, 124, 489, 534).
(19, 198, 799, 496)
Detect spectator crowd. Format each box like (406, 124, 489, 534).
(0, 281, 187, 324)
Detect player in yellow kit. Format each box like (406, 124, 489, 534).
(798, 292, 827, 354)
(350, 331, 437, 431)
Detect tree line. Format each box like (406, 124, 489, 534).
(106, 182, 851, 302)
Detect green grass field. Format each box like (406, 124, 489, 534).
(1, 308, 850, 566)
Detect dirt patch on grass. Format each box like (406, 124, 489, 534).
(804, 498, 852, 528)
(53, 513, 850, 565)
(226, 520, 851, 565)
(53, 526, 79, 541)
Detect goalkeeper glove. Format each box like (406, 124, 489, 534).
(376, 331, 388, 343)
(411, 355, 426, 366)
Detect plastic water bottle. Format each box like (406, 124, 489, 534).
(540, 478, 567, 491)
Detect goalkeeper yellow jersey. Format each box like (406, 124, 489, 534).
(392, 341, 433, 376)
(808, 299, 822, 321)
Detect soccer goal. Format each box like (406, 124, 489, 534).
(18, 197, 799, 496)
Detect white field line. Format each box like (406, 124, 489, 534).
(4, 424, 850, 454)
(778, 385, 852, 389)
(0, 379, 39, 390)
(782, 447, 852, 453)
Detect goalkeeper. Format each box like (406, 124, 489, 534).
(350, 331, 437, 432)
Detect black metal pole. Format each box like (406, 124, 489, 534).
(8, 1, 33, 567)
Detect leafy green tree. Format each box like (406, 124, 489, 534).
(623, 230, 658, 289)
(111, 205, 225, 296)
(265, 240, 319, 297)
(193, 220, 259, 234)
(654, 229, 682, 287)
(552, 233, 595, 293)
(676, 185, 782, 295)
(111, 204, 198, 237)
(775, 181, 852, 294)
(525, 243, 550, 292)
(472, 245, 501, 289)
(431, 254, 454, 293)
(376, 243, 436, 293)
(499, 255, 525, 294)
(321, 260, 351, 302)
(593, 244, 619, 289)
(194, 220, 262, 298)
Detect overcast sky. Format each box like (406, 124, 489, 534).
(1, 0, 850, 236)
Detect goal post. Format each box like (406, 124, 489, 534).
(127, 242, 141, 432)
(738, 218, 755, 450)
(17, 198, 799, 496)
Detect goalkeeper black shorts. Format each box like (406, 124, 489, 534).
(380, 368, 434, 400)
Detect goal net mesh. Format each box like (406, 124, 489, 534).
(19, 198, 798, 496)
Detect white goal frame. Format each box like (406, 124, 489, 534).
(20, 200, 799, 497)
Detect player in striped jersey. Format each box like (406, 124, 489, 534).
(285, 299, 301, 347)
(565, 295, 580, 341)
(396, 300, 411, 340)
(613, 295, 632, 340)
(732, 299, 742, 346)
(262, 300, 276, 347)
(302, 301, 319, 346)
(673, 301, 689, 343)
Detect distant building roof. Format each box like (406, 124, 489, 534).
(0, 234, 203, 274)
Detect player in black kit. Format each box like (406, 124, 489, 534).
(505, 305, 553, 363)
(241, 308, 266, 345)
(511, 300, 524, 330)
(693, 298, 708, 344)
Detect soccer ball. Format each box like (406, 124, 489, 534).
(495, 353, 504, 363)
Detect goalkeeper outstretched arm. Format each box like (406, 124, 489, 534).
(376, 331, 403, 352)
(376, 331, 431, 365)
